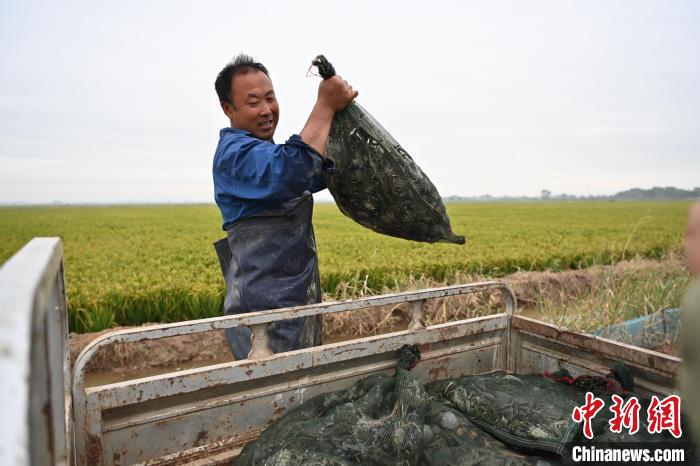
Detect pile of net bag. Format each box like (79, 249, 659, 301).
(234, 346, 687, 465)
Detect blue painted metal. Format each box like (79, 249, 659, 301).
(594, 308, 681, 350)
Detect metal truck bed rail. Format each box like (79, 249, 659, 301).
(72, 281, 516, 465)
(0, 238, 72, 466)
(72, 285, 681, 465)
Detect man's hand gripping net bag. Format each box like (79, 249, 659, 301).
(312, 55, 465, 245)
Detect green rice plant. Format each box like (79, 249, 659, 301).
(0, 201, 691, 333)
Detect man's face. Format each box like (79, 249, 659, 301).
(685, 203, 700, 275)
(224, 69, 279, 140)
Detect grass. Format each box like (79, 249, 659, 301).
(322, 256, 691, 340)
(0, 201, 690, 333)
(536, 259, 690, 333)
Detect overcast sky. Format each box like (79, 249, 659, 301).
(1, 0, 698, 203)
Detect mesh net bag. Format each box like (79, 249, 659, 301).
(427, 372, 586, 455)
(310, 55, 465, 245)
(235, 347, 560, 465)
(235, 349, 686, 465)
(421, 400, 557, 465)
(234, 345, 427, 466)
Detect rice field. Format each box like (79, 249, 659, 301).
(0, 201, 690, 333)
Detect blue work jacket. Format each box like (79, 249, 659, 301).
(212, 128, 333, 230)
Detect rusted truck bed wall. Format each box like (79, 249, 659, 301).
(510, 315, 680, 397)
(0, 238, 72, 466)
(72, 284, 681, 466)
(72, 283, 514, 466)
(84, 316, 510, 465)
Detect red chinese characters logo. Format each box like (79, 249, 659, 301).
(609, 394, 641, 435)
(647, 394, 682, 438)
(573, 392, 682, 439)
(572, 392, 605, 439)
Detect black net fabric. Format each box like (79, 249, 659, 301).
(323, 103, 465, 245)
(234, 346, 684, 465)
(426, 373, 586, 455)
(421, 401, 556, 465)
(234, 347, 427, 466)
(311, 55, 465, 245)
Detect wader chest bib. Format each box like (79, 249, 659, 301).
(214, 192, 323, 359)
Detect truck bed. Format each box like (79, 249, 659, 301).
(0, 238, 681, 466)
(72, 284, 680, 465)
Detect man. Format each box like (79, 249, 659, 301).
(681, 202, 700, 444)
(212, 54, 357, 359)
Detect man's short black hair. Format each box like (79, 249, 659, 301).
(215, 53, 270, 105)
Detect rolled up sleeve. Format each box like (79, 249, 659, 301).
(215, 133, 326, 200)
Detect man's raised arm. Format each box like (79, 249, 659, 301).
(300, 76, 358, 157)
